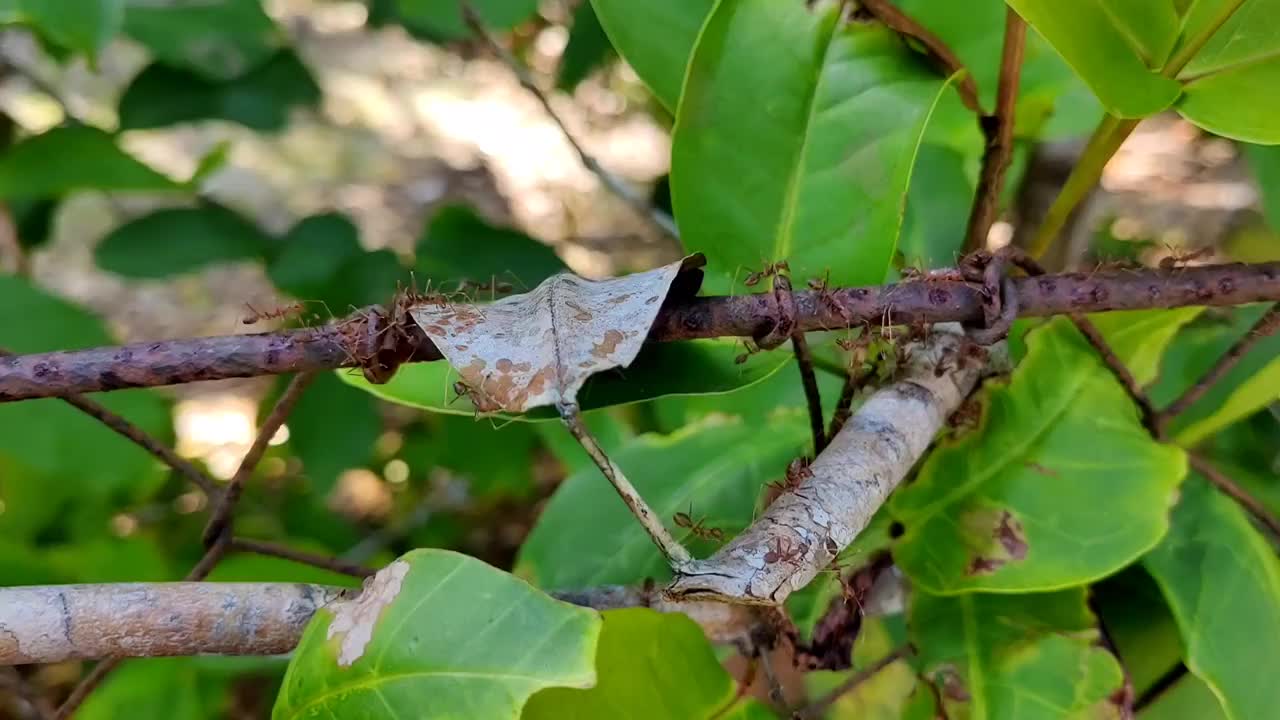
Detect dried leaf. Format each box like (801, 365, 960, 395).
(409, 256, 703, 413)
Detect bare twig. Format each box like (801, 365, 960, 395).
(461, 4, 678, 239)
(203, 373, 317, 546)
(860, 0, 983, 114)
(52, 662, 115, 720)
(1190, 454, 1280, 539)
(2, 263, 1277, 402)
(827, 365, 870, 441)
(0, 348, 216, 496)
(558, 403, 693, 568)
(963, 9, 1025, 253)
(1070, 315, 1159, 434)
(757, 649, 787, 709)
(1157, 304, 1280, 431)
(231, 538, 375, 579)
(668, 325, 996, 603)
(797, 644, 912, 718)
(791, 333, 827, 454)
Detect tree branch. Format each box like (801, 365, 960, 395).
(668, 325, 997, 603)
(1189, 454, 1280, 539)
(1, 263, 1276, 402)
(963, 8, 1025, 252)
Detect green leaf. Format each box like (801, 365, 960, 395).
(19, 0, 123, 59)
(95, 204, 271, 278)
(119, 50, 321, 131)
(395, 0, 539, 40)
(267, 213, 364, 301)
(911, 589, 1125, 719)
(898, 143, 974, 269)
(415, 205, 566, 290)
(672, 2, 950, 287)
(589, 0, 715, 111)
(123, 0, 282, 81)
(45, 536, 172, 582)
(557, 0, 613, 92)
(804, 616, 925, 720)
(8, 197, 58, 250)
(340, 339, 789, 421)
(1178, 59, 1280, 144)
(274, 549, 600, 720)
(1144, 475, 1280, 720)
(1140, 675, 1230, 720)
(1089, 307, 1205, 385)
(402, 414, 541, 498)
(79, 658, 216, 720)
(1092, 567, 1185, 698)
(0, 277, 170, 529)
(1003, 0, 1182, 118)
(1149, 305, 1280, 447)
(1244, 144, 1280, 232)
(891, 315, 1187, 593)
(0, 126, 182, 198)
(516, 415, 807, 589)
(523, 608, 734, 719)
(284, 372, 379, 497)
(321, 248, 411, 313)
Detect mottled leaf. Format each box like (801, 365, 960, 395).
(275, 549, 600, 720)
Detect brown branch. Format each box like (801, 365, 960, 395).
(963, 8, 1025, 252)
(52, 662, 114, 720)
(461, 4, 678, 238)
(202, 373, 317, 546)
(791, 333, 827, 454)
(1, 581, 760, 666)
(1190, 454, 1280, 539)
(1070, 315, 1159, 434)
(828, 365, 870, 441)
(860, 0, 983, 114)
(1157, 303, 1280, 432)
(797, 644, 912, 718)
(230, 538, 375, 579)
(0, 263, 1277, 402)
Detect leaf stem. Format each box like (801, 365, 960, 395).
(557, 403, 693, 569)
(1163, 0, 1247, 78)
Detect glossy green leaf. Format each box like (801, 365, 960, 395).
(79, 658, 217, 720)
(415, 205, 566, 290)
(274, 549, 600, 720)
(1141, 675, 1230, 720)
(0, 277, 170, 530)
(898, 143, 974, 269)
(557, 0, 613, 92)
(1148, 305, 1280, 447)
(96, 205, 271, 278)
(516, 415, 808, 589)
(119, 51, 321, 131)
(1244, 144, 1280, 232)
(285, 372, 379, 496)
(0, 126, 182, 198)
(395, 0, 539, 40)
(892, 315, 1187, 593)
(1003, 0, 1182, 118)
(672, 2, 950, 287)
(523, 608, 734, 719)
(19, 0, 122, 59)
(911, 589, 1125, 719)
(1144, 475, 1280, 720)
(322, 249, 412, 313)
(124, 0, 282, 81)
(267, 213, 364, 301)
(589, 0, 714, 110)
(340, 339, 789, 421)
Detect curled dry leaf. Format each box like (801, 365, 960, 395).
(410, 255, 705, 413)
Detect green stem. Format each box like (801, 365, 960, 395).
(1163, 0, 1247, 78)
(1026, 114, 1139, 260)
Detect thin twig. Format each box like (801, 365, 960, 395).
(1132, 663, 1188, 713)
(461, 4, 678, 239)
(791, 333, 826, 454)
(202, 373, 317, 546)
(52, 661, 116, 720)
(0, 348, 216, 496)
(859, 0, 983, 114)
(963, 8, 1025, 253)
(827, 365, 870, 441)
(231, 537, 375, 579)
(558, 402, 693, 568)
(1157, 304, 1280, 432)
(797, 644, 912, 718)
(757, 649, 787, 709)
(2, 263, 1279, 401)
(1070, 315, 1159, 434)
(1190, 454, 1280, 539)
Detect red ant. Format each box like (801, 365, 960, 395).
(1159, 245, 1212, 270)
(242, 302, 306, 325)
(744, 260, 790, 287)
(764, 536, 805, 565)
(767, 457, 813, 495)
(673, 506, 725, 542)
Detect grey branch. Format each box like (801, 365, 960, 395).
(668, 324, 996, 604)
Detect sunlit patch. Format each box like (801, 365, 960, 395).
(173, 395, 259, 480)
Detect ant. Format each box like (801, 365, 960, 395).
(242, 302, 307, 325)
(457, 276, 516, 299)
(673, 506, 725, 542)
(734, 338, 761, 365)
(1159, 245, 1212, 270)
(767, 457, 813, 495)
(743, 260, 790, 287)
(763, 536, 805, 565)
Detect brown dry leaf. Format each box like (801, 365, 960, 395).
(410, 255, 703, 413)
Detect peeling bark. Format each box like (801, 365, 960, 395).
(667, 324, 997, 604)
